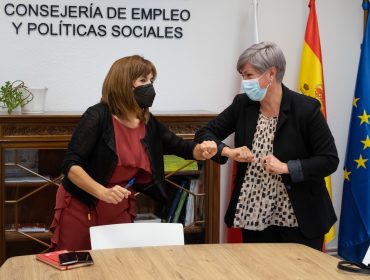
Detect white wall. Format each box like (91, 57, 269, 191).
(0, 0, 363, 250)
(0, 0, 244, 112)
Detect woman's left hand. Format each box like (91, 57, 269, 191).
(261, 154, 289, 175)
(193, 141, 217, 160)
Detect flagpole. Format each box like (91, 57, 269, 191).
(364, 0, 369, 33)
(253, 0, 259, 43)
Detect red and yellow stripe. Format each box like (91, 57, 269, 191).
(298, 0, 334, 244)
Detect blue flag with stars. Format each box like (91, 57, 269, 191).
(338, 3, 370, 263)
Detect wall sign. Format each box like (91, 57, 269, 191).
(3, 2, 191, 39)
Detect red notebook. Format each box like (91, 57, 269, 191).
(36, 250, 93, 270)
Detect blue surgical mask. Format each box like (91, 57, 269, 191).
(242, 73, 270, 101)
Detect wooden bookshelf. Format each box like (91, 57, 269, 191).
(0, 111, 220, 265)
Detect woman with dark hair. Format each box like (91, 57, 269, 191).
(50, 55, 216, 251)
(195, 42, 339, 250)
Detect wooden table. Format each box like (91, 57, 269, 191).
(0, 243, 367, 279)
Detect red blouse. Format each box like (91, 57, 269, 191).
(110, 116, 152, 186)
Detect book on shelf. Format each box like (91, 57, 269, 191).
(184, 179, 200, 226)
(196, 179, 205, 222)
(166, 176, 206, 226)
(166, 181, 185, 223)
(164, 155, 198, 172)
(36, 250, 93, 270)
(172, 187, 189, 223)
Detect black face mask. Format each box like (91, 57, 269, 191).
(133, 84, 156, 108)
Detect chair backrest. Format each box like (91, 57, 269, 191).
(89, 223, 184, 250)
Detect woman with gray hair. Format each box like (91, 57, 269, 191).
(195, 42, 338, 250)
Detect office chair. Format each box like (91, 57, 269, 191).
(89, 222, 185, 250)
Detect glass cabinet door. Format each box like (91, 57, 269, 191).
(135, 155, 207, 244)
(4, 148, 65, 259)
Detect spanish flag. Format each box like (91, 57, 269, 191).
(298, 0, 335, 244)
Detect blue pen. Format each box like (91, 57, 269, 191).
(124, 178, 135, 189)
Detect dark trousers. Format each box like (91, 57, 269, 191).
(241, 225, 324, 251)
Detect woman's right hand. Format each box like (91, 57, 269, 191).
(98, 185, 131, 204)
(221, 146, 255, 162)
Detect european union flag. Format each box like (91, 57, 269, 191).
(338, 4, 370, 263)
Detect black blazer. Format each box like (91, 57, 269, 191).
(62, 102, 196, 210)
(195, 85, 339, 239)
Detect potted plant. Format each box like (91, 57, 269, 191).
(0, 80, 33, 114)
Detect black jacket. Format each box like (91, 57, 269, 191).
(195, 85, 339, 239)
(62, 102, 196, 210)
